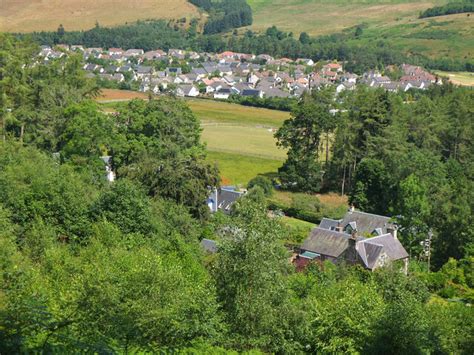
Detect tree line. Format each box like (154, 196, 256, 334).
(1, 35, 473, 353)
(420, 1, 474, 18)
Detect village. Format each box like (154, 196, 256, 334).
(39, 45, 441, 99)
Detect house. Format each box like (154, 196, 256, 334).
(297, 58, 314, 66)
(336, 82, 356, 94)
(124, 49, 144, 57)
(296, 209, 409, 273)
(208, 187, 245, 214)
(176, 84, 199, 97)
(108, 48, 124, 56)
(323, 62, 343, 72)
(214, 88, 232, 100)
(135, 66, 154, 79)
(242, 89, 264, 98)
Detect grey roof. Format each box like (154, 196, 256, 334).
(301, 228, 408, 269)
(319, 218, 340, 230)
(242, 89, 261, 97)
(301, 228, 354, 258)
(360, 234, 409, 261)
(217, 189, 243, 212)
(340, 211, 394, 236)
(200, 239, 218, 253)
(357, 242, 384, 269)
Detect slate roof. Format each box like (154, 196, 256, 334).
(361, 234, 409, 261)
(301, 228, 355, 258)
(339, 211, 395, 236)
(318, 218, 340, 230)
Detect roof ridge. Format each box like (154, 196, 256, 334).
(349, 210, 392, 220)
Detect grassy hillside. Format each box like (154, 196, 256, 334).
(1, 0, 199, 33)
(248, 1, 472, 60)
(248, 0, 449, 35)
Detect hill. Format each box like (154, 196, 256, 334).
(248, 0, 472, 59)
(0, 0, 200, 33)
(248, 0, 450, 35)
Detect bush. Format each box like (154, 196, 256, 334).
(247, 176, 274, 197)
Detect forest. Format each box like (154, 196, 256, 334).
(0, 35, 473, 353)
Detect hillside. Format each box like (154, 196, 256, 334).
(248, 0, 472, 59)
(0, 0, 200, 33)
(248, 0, 450, 35)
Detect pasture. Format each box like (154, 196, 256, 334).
(1, 0, 199, 32)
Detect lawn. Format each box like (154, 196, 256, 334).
(206, 151, 282, 187)
(1, 0, 199, 32)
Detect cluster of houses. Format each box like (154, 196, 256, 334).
(38, 45, 440, 99)
(203, 188, 409, 273)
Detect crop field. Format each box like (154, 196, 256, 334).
(1, 0, 199, 33)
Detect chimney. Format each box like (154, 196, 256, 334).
(347, 231, 358, 264)
(335, 226, 343, 233)
(348, 205, 355, 213)
(387, 225, 398, 240)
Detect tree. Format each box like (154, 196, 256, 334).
(247, 176, 273, 197)
(275, 88, 335, 192)
(349, 158, 392, 214)
(299, 32, 310, 45)
(395, 174, 431, 258)
(214, 198, 300, 352)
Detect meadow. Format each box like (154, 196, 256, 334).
(434, 70, 474, 86)
(189, 98, 289, 185)
(0, 0, 199, 33)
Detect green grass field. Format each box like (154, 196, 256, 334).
(189, 99, 289, 184)
(434, 70, 474, 86)
(206, 151, 282, 186)
(187, 99, 289, 127)
(202, 125, 286, 160)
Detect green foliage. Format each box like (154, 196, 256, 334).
(420, 1, 474, 19)
(214, 198, 301, 352)
(247, 175, 273, 197)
